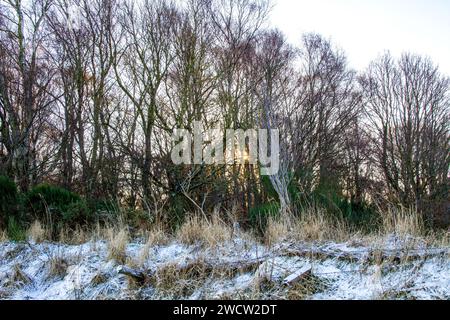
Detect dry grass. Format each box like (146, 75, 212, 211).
(70, 227, 89, 244)
(221, 269, 331, 300)
(57, 228, 69, 244)
(27, 221, 48, 243)
(265, 216, 290, 245)
(286, 274, 330, 300)
(106, 227, 129, 263)
(144, 225, 170, 247)
(0, 228, 7, 242)
(264, 206, 444, 248)
(12, 264, 32, 286)
(91, 272, 109, 286)
(265, 207, 350, 245)
(425, 229, 450, 248)
(351, 207, 448, 251)
(294, 208, 350, 242)
(1, 204, 444, 256)
(153, 258, 214, 298)
(89, 223, 111, 242)
(55, 226, 90, 245)
(177, 214, 232, 246)
(48, 255, 69, 279)
(138, 226, 170, 266)
(381, 207, 425, 237)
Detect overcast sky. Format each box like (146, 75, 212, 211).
(269, 0, 450, 75)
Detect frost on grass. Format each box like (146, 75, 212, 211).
(0, 236, 448, 300)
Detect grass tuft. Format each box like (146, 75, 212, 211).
(0, 228, 7, 242)
(286, 274, 330, 300)
(48, 255, 69, 279)
(381, 207, 425, 237)
(265, 207, 350, 245)
(138, 226, 170, 266)
(177, 214, 232, 247)
(153, 259, 210, 298)
(107, 227, 129, 264)
(27, 221, 48, 244)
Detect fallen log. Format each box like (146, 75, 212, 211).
(118, 265, 150, 283)
(282, 247, 364, 262)
(282, 245, 449, 263)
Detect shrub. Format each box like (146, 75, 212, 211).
(122, 208, 152, 229)
(418, 184, 450, 228)
(295, 182, 380, 233)
(63, 199, 91, 225)
(24, 184, 92, 232)
(0, 176, 19, 227)
(338, 199, 380, 232)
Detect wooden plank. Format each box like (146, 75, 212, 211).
(282, 265, 312, 286)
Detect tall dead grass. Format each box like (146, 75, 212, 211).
(378, 207, 450, 248)
(27, 221, 49, 243)
(177, 214, 232, 246)
(106, 227, 129, 263)
(1, 204, 444, 251)
(47, 252, 69, 279)
(138, 225, 170, 265)
(264, 205, 446, 248)
(0, 228, 7, 242)
(381, 207, 425, 237)
(265, 207, 350, 245)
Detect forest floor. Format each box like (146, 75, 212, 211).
(0, 233, 449, 300)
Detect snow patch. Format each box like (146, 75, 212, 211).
(0, 237, 448, 300)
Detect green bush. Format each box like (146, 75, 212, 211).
(63, 200, 92, 225)
(86, 198, 120, 225)
(0, 175, 20, 228)
(292, 179, 380, 232)
(338, 199, 380, 232)
(24, 184, 92, 230)
(88, 198, 118, 213)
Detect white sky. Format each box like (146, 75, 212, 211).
(269, 0, 450, 75)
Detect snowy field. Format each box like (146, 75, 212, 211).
(0, 235, 448, 300)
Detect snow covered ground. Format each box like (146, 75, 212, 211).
(0, 235, 448, 300)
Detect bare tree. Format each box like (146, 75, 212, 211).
(113, 0, 179, 208)
(296, 34, 360, 198)
(256, 30, 296, 213)
(361, 53, 450, 214)
(0, 0, 55, 190)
